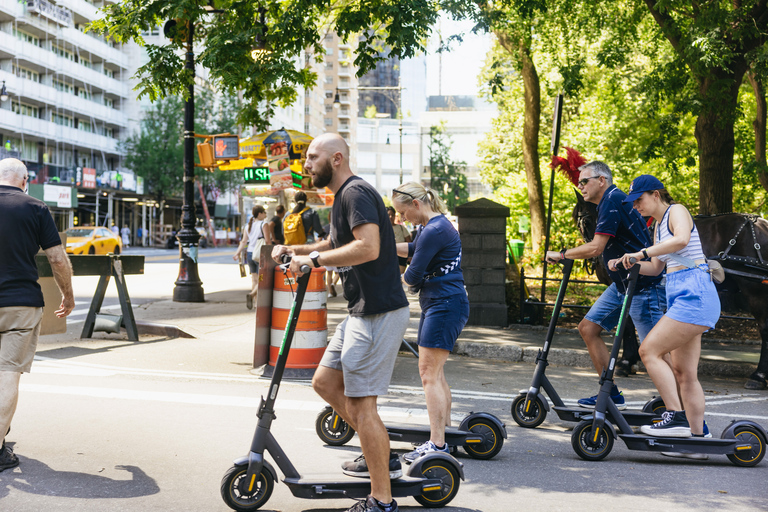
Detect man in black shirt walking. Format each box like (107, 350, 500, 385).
(273, 134, 408, 512)
(0, 158, 74, 472)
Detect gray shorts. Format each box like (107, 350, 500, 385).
(0, 306, 43, 373)
(319, 306, 410, 397)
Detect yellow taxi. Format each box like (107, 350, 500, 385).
(65, 226, 123, 255)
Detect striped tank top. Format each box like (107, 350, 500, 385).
(655, 205, 706, 266)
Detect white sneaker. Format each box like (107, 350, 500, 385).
(403, 441, 449, 462)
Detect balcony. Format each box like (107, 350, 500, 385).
(0, 111, 120, 154)
(56, 0, 99, 23)
(62, 26, 127, 69)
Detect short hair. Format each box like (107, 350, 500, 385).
(386, 206, 396, 214)
(275, 205, 285, 215)
(579, 161, 613, 185)
(0, 158, 27, 181)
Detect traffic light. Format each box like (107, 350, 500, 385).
(197, 142, 214, 168)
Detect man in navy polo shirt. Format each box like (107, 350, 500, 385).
(546, 161, 666, 408)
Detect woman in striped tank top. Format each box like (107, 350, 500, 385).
(613, 175, 720, 442)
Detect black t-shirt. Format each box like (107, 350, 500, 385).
(0, 185, 63, 307)
(270, 215, 284, 244)
(331, 176, 408, 316)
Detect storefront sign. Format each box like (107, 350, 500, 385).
(43, 184, 72, 208)
(136, 176, 144, 195)
(82, 167, 96, 188)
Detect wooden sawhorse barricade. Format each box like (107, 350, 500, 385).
(36, 254, 145, 341)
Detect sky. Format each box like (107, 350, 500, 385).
(425, 13, 495, 97)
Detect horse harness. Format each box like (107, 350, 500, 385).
(698, 213, 768, 284)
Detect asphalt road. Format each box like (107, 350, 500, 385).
(2, 248, 766, 511)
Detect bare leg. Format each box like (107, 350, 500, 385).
(347, 395, 391, 503)
(249, 273, 258, 298)
(578, 318, 610, 377)
(418, 347, 451, 447)
(639, 316, 707, 429)
(0, 372, 21, 446)
(312, 366, 356, 428)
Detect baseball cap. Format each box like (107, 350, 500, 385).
(623, 174, 665, 203)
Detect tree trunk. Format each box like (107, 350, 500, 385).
(748, 71, 768, 192)
(694, 67, 747, 214)
(519, 40, 546, 254)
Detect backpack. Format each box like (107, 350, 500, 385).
(283, 207, 310, 245)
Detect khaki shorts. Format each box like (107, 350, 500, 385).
(0, 307, 43, 372)
(320, 306, 410, 398)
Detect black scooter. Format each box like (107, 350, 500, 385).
(221, 259, 465, 511)
(316, 405, 506, 461)
(510, 258, 665, 429)
(570, 262, 767, 466)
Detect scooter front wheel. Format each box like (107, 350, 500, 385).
(571, 420, 614, 461)
(463, 418, 504, 460)
(511, 393, 547, 428)
(725, 425, 766, 467)
(315, 406, 356, 446)
(413, 458, 461, 508)
(221, 464, 274, 511)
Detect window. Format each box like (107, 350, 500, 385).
(98, 125, 115, 138)
(11, 101, 39, 119)
(104, 97, 114, 108)
(77, 88, 92, 101)
(324, 76, 334, 84)
(78, 119, 93, 132)
(103, 68, 115, 79)
(324, 118, 333, 126)
(325, 61, 333, 70)
(325, 90, 334, 99)
(51, 112, 74, 127)
(53, 79, 74, 95)
(12, 64, 40, 83)
(325, 104, 333, 113)
(79, 57, 93, 69)
(51, 44, 75, 61)
(13, 28, 40, 47)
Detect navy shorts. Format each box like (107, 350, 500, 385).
(417, 293, 469, 351)
(246, 251, 259, 274)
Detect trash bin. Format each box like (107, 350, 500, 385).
(510, 239, 525, 263)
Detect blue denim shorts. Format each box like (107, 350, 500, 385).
(584, 282, 666, 342)
(417, 293, 470, 351)
(665, 265, 720, 330)
(246, 251, 259, 274)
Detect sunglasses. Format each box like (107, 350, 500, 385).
(392, 189, 416, 199)
(578, 176, 600, 186)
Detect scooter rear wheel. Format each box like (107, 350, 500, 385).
(725, 425, 766, 467)
(571, 420, 614, 461)
(463, 418, 504, 460)
(221, 464, 274, 511)
(641, 396, 666, 418)
(511, 393, 547, 428)
(315, 406, 356, 446)
(413, 458, 461, 508)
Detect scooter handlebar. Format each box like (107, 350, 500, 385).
(279, 253, 311, 274)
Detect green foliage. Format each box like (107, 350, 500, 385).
(194, 89, 244, 197)
(122, 97, 184, 203)
(364, 104, 379, 119)
(427, 123, 469, 213)
(90, 0, 442, 129)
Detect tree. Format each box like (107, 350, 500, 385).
(642, 1, 768, 213)
(428, 123, 469, 213)
(90, 0, 442, 129)
(122, 97, 184, 205)
(194, 88, 243, 198)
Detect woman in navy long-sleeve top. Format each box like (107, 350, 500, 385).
(391, 182, 469, 462)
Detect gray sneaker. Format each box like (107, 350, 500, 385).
(403, 441, 450, 463)
(341, 452, 402, 479)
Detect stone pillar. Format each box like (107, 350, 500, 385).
(456, 198, 510, 327)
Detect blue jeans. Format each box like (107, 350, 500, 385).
(584, 282, 666, 343)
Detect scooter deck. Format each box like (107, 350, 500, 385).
(385, 423, 481, 446)
(618, 434, 748, 454)
(553, 406, 658, 426)
(283, 474, 441, 500)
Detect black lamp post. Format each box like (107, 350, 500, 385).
(173, 20, 204, 302)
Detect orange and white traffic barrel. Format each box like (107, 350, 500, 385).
(270, 266, 328, 369)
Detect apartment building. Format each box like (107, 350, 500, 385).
(0, 0, 129, 229)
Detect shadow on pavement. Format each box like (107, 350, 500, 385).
(0, 451, 159, 499)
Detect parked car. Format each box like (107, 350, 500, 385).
(65, 226, 122, 255)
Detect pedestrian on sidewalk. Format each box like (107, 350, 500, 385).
(265, 204, 286, 245)
(121, 224, 131, 248)
(616, 175, 719, 445)
(272, 133, 409, 512)
(545, 161, 666, 410)
(0, 158, 75, 472)
(391, 182, 468, 463)
(386, 206, 411, 274)
(233, 205, 270, 310)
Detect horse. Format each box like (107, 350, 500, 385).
(573, 192, 768, 390)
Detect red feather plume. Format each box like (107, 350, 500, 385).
(549, 147, 586, 187)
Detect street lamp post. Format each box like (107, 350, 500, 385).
(337, 77, 404, 184)
(173, 20, 204, 302)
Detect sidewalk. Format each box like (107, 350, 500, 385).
(43, 275, 761, 381)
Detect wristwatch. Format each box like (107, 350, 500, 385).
(309, 250, 321, 268)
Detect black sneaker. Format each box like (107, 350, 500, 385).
(346, 495, 400, 512)
(0, 445, 19, 472)
(342, 452, 402, 479)
(640, 410, 691, 437)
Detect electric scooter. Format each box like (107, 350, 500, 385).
(570, 261, 767, 466)
(510, 258, 665, 428)
(316, 403, 506, 460)
(221, 258, 465, 512)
